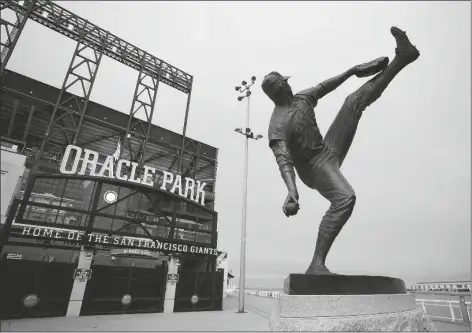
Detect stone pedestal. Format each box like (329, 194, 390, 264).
(270, 275, 437, 332)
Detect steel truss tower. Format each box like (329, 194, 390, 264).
(0, 0, 198, 179)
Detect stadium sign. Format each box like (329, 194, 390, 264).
(59, 145, 207, 205)
(20, 225, 219, 256)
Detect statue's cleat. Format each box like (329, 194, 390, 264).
(391, 26, 420, 61)
(354, 56, 389, 78)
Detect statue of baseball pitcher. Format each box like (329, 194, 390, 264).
(261, 27, 419, 275)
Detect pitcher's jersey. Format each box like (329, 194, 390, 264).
(268, 89, 325, 166)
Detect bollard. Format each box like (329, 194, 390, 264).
(459, 296, 470, 324)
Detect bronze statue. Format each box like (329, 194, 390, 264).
(262, 27, 420, 275)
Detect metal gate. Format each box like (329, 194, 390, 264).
(174, 270, 224, 312)
(0, 258, 76, 319)
(80, 263, 167, 315)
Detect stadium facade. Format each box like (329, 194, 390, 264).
(0, 0, 225, 319)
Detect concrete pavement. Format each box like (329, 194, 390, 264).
(2, 293, 470, 332)
(0, 294, 268, 332)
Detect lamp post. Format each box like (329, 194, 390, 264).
(234, 76, 263, 313)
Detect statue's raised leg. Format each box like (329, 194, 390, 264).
(325, 26, 420, 167)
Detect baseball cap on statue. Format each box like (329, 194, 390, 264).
(261, 71, 291, 96)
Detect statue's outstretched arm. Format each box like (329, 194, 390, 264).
(316, 69, 354, 99)
(270, 140, 298, 197)
(297, 69, 354, 106)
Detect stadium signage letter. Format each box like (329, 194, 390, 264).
(60, 145, 207, 205)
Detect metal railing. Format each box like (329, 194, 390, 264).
(229, 288, 471, 325)
(417, 298, 471, 324)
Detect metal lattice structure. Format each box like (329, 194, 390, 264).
(1, 0, 192, 92)
(38, 31, 105, 157)
(0, 0, 35, 75)
(0, 0, 198, 177)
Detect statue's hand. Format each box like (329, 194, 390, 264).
(283, 191, 300, 217)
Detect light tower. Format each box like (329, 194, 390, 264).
(234, 76, 263, 313)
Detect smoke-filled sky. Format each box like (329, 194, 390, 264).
(6, 1, 470, 287)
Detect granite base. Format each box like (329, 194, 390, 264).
(269, 293, 437, 332)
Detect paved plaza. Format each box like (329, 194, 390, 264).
(2, 293, 471, 332)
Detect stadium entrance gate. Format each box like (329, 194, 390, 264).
(0, 257, 76, 320)
(174, 270, 224, 312)
(80, 258, 167, 316)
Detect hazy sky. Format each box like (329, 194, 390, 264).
(6, 1, 470, 287)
